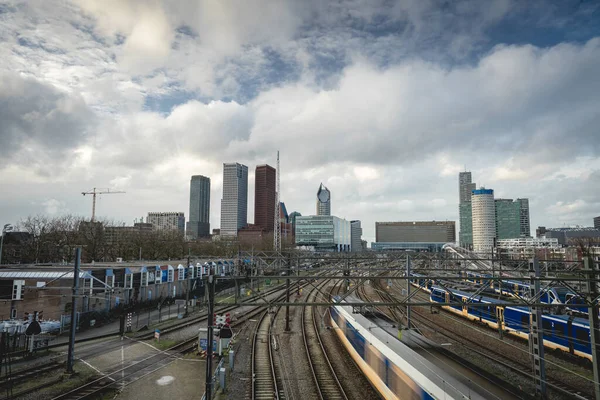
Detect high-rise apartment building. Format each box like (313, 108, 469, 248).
(458, 172, 476, 247)
(147, 212, 185, 233)
(316, 183, 331, 216)
(350, 220, 363, 252)
(186, 175, 210, 239)
(517, 198, 530, 237)
(594, 216, 600, 229)
(472, 188, 496, 253)
(254, 165, 276, 232)
(220, 163, 248, 237)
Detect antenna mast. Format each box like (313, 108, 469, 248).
(274, 151, 281, 253)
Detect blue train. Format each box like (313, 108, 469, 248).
(430, 286, 592, 360)
(330, 297, 491, 400)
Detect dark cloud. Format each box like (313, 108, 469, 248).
(0, 72, 95, 168)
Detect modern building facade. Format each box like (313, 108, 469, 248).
(594, 217, 600, 230)
(187, 175, 211, 239)
(350, 220, 363, 252)
(220, 163, 248, 237)
(471, 188, 496, 253)
(254, 165, 276, 232)
(459, 171, 476, 248)
(316, 183, 331, 216)
(376, 221, 456, 243)
(496, 237, 562, 259)
(147, 212, 185, 233)
(517, 198, 531, 237)
(495, 199, 521, 240)
(537, 227, 600, 246)
(295, 216, 350, 252)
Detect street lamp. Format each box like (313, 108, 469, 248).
(0, 223, 14, 265)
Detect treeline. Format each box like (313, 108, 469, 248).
(1, 214, 292, 264)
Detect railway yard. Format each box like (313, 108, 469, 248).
(0, 257, 598, 400)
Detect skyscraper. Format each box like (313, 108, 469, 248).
(517, 198, 530, 237)
(316, 183, 331, 216)
(495, 199, 521, 239)
(254, 165, 276, 232)
(187, 175, 210, 239)
(472, 188, 496, 253)
(458, 171, 476, 247)
(350, 220, 363, 252)
(220, 163, 248, 237)
(595, 216, 600, 230)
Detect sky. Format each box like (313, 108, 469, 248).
(1, 0, 599, 244)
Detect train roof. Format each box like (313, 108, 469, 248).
(431, 286, 504, 304)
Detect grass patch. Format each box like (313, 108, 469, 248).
(151, 339, 178, 350)
(31, 364, 98, 398)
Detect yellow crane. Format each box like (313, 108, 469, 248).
(82, 188, 125, 222)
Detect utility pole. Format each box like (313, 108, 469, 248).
(406, 254, 411, 329)
(285, 255, 291, 332)
(66, 247, 81, 374)
(205, 267, 215, 399)
(529, 257, 546, 397)
(584, 257, 600, 400)
(185, 251, 191, 318)
(81, 188, 125, 222)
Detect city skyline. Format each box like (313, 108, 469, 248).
(1, 2, 599, 245)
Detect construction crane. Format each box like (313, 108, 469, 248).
(82, 188, 125, 222)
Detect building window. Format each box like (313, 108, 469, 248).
(12, 280, 24, 300)
(178, 268, 185, 281)
(11, 309, 17, 319)
(168, 269, 174, 283)
(124, 274, 133, 289)
(105, 275, 115, 291)
(155, 271, 162, 285)
(141, 272, 148, 287)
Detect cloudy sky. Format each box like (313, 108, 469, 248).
(1, 0, 599, 243)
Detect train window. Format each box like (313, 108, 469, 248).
(521, 314, 529, 330)
(542, 319, 552, 334)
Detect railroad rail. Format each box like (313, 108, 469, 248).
(302, 283, 348, 400)
(251, 309, 282, 400)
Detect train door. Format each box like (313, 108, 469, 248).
(496, 307, 505, 330)
(462, 296, 468, 316)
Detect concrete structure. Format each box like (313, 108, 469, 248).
(537, 227, 600, 246)
(187, 175, 211, 239)
(494, 199, 521, 240)
(147, 212, 185, 233)
(254, 165, 276, 232)
(595, 217, 600, 230)
(105, 222, 153, 245)
(220, 163, 248, 237)
(458, 171, 476, 248)
(375, 221, 455, 243)
(350, 220, 362, 252)
(518, 198, 531, 237)
(371, 242, 446, 252)
(295, 216, 350, 252)
(316, 183, 331, 216)
(471, 188, 496, 253)
(496, 237, 562, 259)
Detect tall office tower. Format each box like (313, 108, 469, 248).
(254, 165, 276, 232)
(495, 199, 521, 239)
(595, 216, 600, 230)
(220, 163, 248, 237)
(147, 212, 185, 233)
(350, 220, 363, 252)
(458, 171, 476, 247)
(316, 183, 331, 216)
(472, 188, 496, 253)
(186, 175, 211, 239)
(517, 198, 531, 237)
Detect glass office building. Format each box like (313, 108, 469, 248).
(295, 215, 350, 252)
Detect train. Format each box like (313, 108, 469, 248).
(429, 286, 592, 361)
(330, 296, 491, 400)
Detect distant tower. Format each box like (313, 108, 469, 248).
(274, 152, 281, 252)
(220, 163, 248, 237)
(458, 171, 476, 248)
(187, 175, 210, 239)
(472, 188, 496, 253)
(517, 198, 531, 237)
(254, 164, 276, 232)
(316, 183, 331, 216)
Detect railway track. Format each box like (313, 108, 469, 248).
(384, 281, 594, 400)
(302, 284, 348, 400)
(251, 309, 282, 400)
